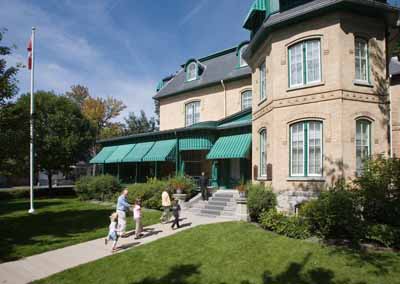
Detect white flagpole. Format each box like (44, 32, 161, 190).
(29, 27, 35, 214)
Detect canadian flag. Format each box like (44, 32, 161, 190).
(27, 37, 32, 70)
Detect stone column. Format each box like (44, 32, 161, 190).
(235, 196, 249, 221)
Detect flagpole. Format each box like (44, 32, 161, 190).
(29, 27, 35, 214)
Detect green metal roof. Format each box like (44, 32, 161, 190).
(105, 144, 135, 164)
(179, 136, 214, 151)
(142, 139, 177, 162)
(89, 146, 118, 164)
(243, 0, 267, 28)
(207, 133, 252, 160)
(218, 112, 252, 129)
(122, 142, 154, 162)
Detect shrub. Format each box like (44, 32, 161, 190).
(260, 209, 311, 239)
(366, 224, 400, 248)
(127, 179, 171, 210)
(75, 175, 122, 201)
(247, 184, 277, 221)
(354, 156, 400, 227)
(168, 175, 196, 195)
(300, 189, 364, 242)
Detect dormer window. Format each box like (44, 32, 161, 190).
(239, 44, 248, 67)
(186, 62, 197, 82)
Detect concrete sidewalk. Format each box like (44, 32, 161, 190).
(0, 211, 228, 284)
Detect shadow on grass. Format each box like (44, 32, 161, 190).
(129, 264, 200, 284)
(240, 253, 368, 284)
(0, 207, 111, 262)
(0, 199, 65, 216)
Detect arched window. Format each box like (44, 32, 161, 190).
(238, 44, 249, 67)
(288, 39, 321, 88)
(355, 38, 369, 83)
(186, 62, 197, 82)
(290, 120, 323, 177)
(241, 90, 252, 110)
(356, 119, 371, 176)
(259, 129, 267, 178)
(185, 101, 200, 126)
(260, 61, 266, 101)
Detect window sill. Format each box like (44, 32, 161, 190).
(257, 176, 271, 181)
(257, 98, 268, 106)
(287, 82, 325, 92)
(353, 80, 373, 88)
(287, 176, 326, 182)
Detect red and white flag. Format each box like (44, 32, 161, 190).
(27, 37, 32, 70)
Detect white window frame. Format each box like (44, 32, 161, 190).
(356, 119, 371, 176)
(290, 121, 323, 177)
(355, 38, 369, 83)
(186, 62, 197, 82)
(259, 62, 266, 101)
(259, 129, 267, 177)
(241, 90, 252, 110)
(288, 39, 321, 88)
(239, 44, 249, 67)
(185, 101, 200, 126)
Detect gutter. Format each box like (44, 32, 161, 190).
(221, 79, 227, 117)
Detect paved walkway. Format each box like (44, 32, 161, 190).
(0, 210, 228, 284)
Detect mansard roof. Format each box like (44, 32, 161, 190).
(153, 46, 251, 100)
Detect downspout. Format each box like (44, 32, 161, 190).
(221, 79, 227, 117)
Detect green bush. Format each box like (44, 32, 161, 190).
(259, 209, 311, 239)
(247, 184, 277, 221)
(354, 156, 400, 227)
(75, 175, 122, 201)
(300, 189, 364, 242)
(366, 224, 400, 248)
(168, 175, 196, 197)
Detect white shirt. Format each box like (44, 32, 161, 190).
(162, 191, 171, 207)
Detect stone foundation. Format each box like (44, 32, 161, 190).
(277, 190, 319, 213)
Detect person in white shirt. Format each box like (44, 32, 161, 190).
(160, 190, 171, 223)
(105, 212, 119, 252)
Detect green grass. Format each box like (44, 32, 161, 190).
(34, 222, 400, 284)
(0, 198, 161, 262)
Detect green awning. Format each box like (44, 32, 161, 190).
(179, 136, 213, 151)
(89, 146, 118, 164)
(122, 142, 154, 162)
(207, 133, 252, 159)
(142, 139, 177, 162)
(218, 113, 252, 129)
(105, 144, 135, 163)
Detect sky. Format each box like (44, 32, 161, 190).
(0, 0, 252, 121)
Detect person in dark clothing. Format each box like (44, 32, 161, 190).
(199, 172, 209, 201)
(171, 199, 181, 230)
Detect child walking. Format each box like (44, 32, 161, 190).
(171, 199, 181, 230)
(105, 212, 119, 252)
(133, 199, 143, 239)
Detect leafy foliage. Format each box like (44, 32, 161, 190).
(259, 209, 311, 239)
(246, 184, 277, 221)
(366, 224, 400, 248)
(300, 189, 364, 242)
(75, 174, 122, 201)
(124, 110, 157, 135)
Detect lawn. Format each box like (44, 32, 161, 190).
(0, 198, 161, 262)
(34, 222, 400, 284)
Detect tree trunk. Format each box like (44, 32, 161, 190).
(48, 170, 52, 192)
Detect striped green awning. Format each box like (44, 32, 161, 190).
(89, 146, 118, 164)
(207, 133, 252, 159)
(122, 142, 154, 162)
(142, 139, 177, 162)
(105, 144, 135, 164)
(179, 136, 213, 151)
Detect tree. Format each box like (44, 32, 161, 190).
(11, 91, 95, 189)
(124, 110, 157, 135)
(0, 28, 19, 105)
(65, 85, 89, 107)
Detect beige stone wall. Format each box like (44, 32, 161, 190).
(158, 77, 252, 130)
(248, 11, 390, 211)
(391, 78, 400, 157)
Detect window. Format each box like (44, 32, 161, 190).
(186, 62, 197, 82)
(241, 90, 252, 110)
(289, 39, 321, 88)
(238, 44, 248, 67)
(259, 129, 267, 177)
(260, 62, 266, 101)
(185, 101, 200, 126)
(355, 38, 369, 83)
(290, 121, 322, 177)
(356, 119, 371, 176)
